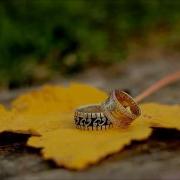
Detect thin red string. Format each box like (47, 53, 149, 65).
(135, 71, 180, 103)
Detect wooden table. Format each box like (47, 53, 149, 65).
(0, 58, 179, 180)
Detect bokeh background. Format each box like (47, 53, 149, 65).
(0, 0, 180, 89)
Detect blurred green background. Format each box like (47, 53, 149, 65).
(0, 0, 180, 89)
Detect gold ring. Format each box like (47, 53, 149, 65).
(101, 90, 141, 128)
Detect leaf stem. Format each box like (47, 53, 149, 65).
(135, 71, 180, 103)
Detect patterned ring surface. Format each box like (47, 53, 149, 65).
(101, 90, 141, 128)
(74, 105, 113, 130)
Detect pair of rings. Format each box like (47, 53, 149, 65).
(74, 90, 141, 130)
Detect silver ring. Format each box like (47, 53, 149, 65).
(74, 104, 113, 130)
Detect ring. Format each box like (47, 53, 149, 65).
(74, 105, 113, 130)
(101, 90, 141, 128)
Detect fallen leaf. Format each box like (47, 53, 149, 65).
(0, 83, 107, 135)
(28, 121, 152, 170)
(0, 83, 179, 170)
(140, 103, 180, 130)
(12, 83, 107, 114)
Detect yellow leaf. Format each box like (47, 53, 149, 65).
(0, 83, 179, 170)
(0, 105, 25, 134)
(27, 102, 180, 169)
(0, 83, 106, 135)
(12, 83, 107, 114)
(28, 122, 152, 170)
(140, 103, 180, 130)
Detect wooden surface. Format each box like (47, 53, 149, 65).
(0, 57, 179, 180)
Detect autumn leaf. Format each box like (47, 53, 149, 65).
(27, 102, 180, 170)
(28, 123, 152, 170)
(0, 83, 106, 135)
(140, 103, 180, 130)
(12, 83, 107, 114)
(0, 83, 179, 170)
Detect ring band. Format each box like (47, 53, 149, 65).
(74, 105, 113, 130)
(101, 90, 141, 128)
